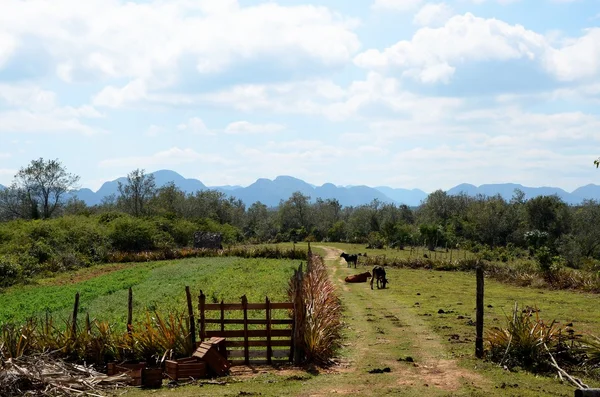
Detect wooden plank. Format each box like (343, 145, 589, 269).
(203, 302, 293, 311)
(270, 303, 294, 310)
(199, 290, 206, 341)
(226, 339, 291, 348)
(266, 296, 272, 365)
(204, 319, 293, 325)
(186, 286, 196, 349)
(242, 295, 249, 365)
(205, 329, 292, 338)
(220, 300, 225, 332)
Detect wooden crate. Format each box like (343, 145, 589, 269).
(165, 358, 207, 380)
(106, 362, 145, 386)
(193, 340, 230, 377)
(142, 368, 163, 389)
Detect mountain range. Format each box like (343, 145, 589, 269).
(3, 170, 600, 207)
(59, 170, 600, 207)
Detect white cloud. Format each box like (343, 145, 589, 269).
(99, 147, 232, 168)
(356, 13, 600, 83)
(224, 121, 285, 134)
(0, 0, 360, 86)
(413, 3, 454, 27)
(372, 0, 423, 11)
(0, 84, 103, 135)
(176, 117, 213, 135)
(354, 13, 545, 83)
(145, 125, 163, 137)
(543, 28, 600, 81)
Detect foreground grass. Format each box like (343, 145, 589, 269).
(122, 246, 599, 396)
(0, 257, 298, 327)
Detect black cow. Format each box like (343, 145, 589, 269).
(370, 265, 388, 290)
(340, 252, 359, 268)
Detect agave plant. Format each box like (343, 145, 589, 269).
(486, 303, 566, 371)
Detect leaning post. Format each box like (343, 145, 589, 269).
(475, 265, 484, 359)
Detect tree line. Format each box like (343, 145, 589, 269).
(1, 158, 599, 282)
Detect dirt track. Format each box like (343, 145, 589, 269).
(314, 246, 486, 395)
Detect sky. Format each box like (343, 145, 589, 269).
(0, 0, 599, 193)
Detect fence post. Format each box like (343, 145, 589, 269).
(292, 263, 304, 365)
(266, 296, 272, 365)
(220, 300, 225, 333)
(185, 286, 196, 349)
(476, 265, 484, 358)
(71, 292, 80, 340)
(242, 295, 249, 365)
(127, 287, 133, 334)
(199, 290, 206, 342)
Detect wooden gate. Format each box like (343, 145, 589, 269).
(198, 291, 294, 366)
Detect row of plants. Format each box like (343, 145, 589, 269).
(0, 310, 194, 367)
(362, 255, 600, 293)
(486, 304, 600, 381)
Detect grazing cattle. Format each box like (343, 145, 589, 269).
(370, 266, 388, 290)
(340, 252, 359, 268)
(344, 271, 372, 283)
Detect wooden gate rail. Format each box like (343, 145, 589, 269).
(198, 291, 294, 366)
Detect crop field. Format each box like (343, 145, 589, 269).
(0, 257, 299, 327)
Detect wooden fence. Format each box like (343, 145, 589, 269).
(198, 291, 295, 366)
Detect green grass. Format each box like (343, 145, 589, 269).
(318, 242, 478, 261)
(123, 246, 600, 396)
(0, 257, 299, 327)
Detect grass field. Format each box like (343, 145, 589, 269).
(0, 257, 299, 327)
(115, 245, 598, 396)
(3, 244, 599, 396)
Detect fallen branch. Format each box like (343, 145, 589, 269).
(544, 343, 588, 389)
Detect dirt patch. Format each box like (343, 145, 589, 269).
(42, 263, 132, 286)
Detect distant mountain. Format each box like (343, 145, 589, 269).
(446, 183, 598, 205)
(572, 184, 600, 201)
(209, 185, 243, 191)
(72, 169, 208, 206)
(66, 170, 600, 208)
(374, 186, 428, 206)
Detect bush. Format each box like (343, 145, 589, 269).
(109, 216, 155, 251)
(0, 255, 22, 287)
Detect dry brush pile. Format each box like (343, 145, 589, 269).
(288, 249, 343, 366)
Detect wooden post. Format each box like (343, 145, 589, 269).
(127, 287, 133, 334)
(292, 263, 304, 365)
(185, 286, 196, 349)
(71, 292, 80, 339)
(242, 295, 249, 365)
(220, 300, 225, 332)
(199, 290, 206, 342)
(476, 266, 484, 358)
(266, 296, 272, 365)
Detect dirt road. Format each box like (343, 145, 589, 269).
(311, 246, 486, 396)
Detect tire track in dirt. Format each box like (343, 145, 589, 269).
(315, 245, 487, 393)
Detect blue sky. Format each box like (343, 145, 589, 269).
(0, 0, 599, 193)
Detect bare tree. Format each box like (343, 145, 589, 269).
(1, 158, 80, 219)
(117, 169, 156, 216)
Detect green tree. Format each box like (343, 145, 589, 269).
(3, 158, 80, 219)
(117, 169, 156, 217)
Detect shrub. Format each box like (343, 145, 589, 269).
(0, 255, 22, 287)
(486, 303, 567, 372)
(109, 216, 155, 251)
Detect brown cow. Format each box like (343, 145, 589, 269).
(344, 271, 372, 283)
